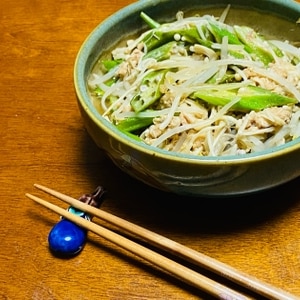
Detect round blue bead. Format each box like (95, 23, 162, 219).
(48, 219, 87, 256)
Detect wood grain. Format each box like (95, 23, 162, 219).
(0, 0, 299, 299)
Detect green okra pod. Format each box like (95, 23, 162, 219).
(116, 116, 154, 132)
(131, 69, 167, 112)
(208, 23, 277, 65)
(233, 25, 276, 65)
(143, 41, 177, 61)
(142, 25, 208, 51)
(101, 59, 123, 71)
(193, 85, 297, 111)
(94, 78, 117, 99)
(208, 22, 243, 45)
(140, 12, 215, 51)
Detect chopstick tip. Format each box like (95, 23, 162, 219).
(25, 193, 34, 200)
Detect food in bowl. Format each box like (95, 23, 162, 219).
(75, 0, 300, 196)
(88, 6, 300, 157)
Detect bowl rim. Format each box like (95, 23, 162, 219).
(74, 0, 300, 166)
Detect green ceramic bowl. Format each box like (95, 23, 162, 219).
(74, 0, 300, 197)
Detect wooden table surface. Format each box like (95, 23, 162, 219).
(1, 0, 300, 299)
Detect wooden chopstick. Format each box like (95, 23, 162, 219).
(26, 192, 250, 300)
(27, 184, 300, 300)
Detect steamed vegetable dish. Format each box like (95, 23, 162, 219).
(88, 8, 300, 156)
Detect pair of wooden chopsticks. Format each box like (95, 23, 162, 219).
(26, 184, 299, 300)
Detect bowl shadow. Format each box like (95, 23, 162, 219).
(79, 129, 300, 235)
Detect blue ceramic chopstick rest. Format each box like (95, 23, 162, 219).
(48, 186, 106, 257)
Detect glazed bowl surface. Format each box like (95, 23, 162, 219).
(74, 0, 300, 197)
